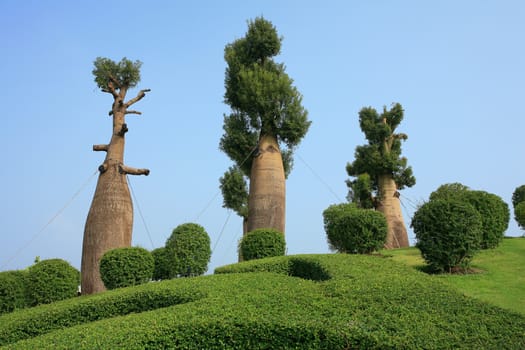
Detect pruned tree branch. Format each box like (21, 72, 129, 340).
(119, 164, 150, 176)
(125, 110, 142, 115)
(117, 123, 128, 136)
(104, 81, 119, 99)
(93, 144, 109, 152)
(98, 163, 108, 173)
(125, 89, 151, 108)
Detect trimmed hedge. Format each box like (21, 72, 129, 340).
(100, 247, 154, 289)
(239, 228, 286, 261)
(165, 223, 211, 277)
(411, 199, 483, 272)
(26, 259, 79, 306)
(151, 247, 171, 280)
(323, 203, 387, 254)
(2, 254, 525, 349)
(0, 278, 206, 346)
(0, 270, 28, 314)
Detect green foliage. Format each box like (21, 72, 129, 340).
(220, 16, 310, 179)
(0, 278, 205, 346)
(219, 165, 249, 218)
(512, 185, 525, 208)
(411, 199, 483, 272)
(0, 270, 28, 314)
(429, 183, 510, 249)
(514, 202, 525, 230)
(323, 203, 387, 254)
(151, 247, 171, 281)
(92, 57, 142, 91)
(5, 254, 525, 349)
(26, 259, 79, 306)
(346, 103, 415, 207)
(239, 228, 286, 261)
(165, 223, 211, 277)
(99, 247, 154, 290)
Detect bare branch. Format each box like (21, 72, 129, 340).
(125, 110, 142, 115)
(125, 89, 151, 108)
(93, 144, 109, 152)
(119, 164, 150, 176)
(105, 81, 119, 99)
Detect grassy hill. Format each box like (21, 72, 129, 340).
(0, 238, 524, 349)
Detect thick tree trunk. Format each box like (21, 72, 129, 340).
(377, 174, 409, 249)
(247, 134, 286, 234)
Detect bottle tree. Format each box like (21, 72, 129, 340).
(346, 103, 415, 248)
(81, 57, 150, 294)
(220, 17, 310, 236)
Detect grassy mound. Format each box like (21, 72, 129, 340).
(1, 254, 524, 349)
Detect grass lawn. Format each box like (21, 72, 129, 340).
(385, 236, 525, 315)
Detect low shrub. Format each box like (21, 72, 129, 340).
(411, 199, 483, 272)
(151, 247, 171, 280)
(165, 223, 211, 277)
(239, 228, 286, 261)
(0, 278, 206, 346)
(323, 203, 387, 254)
(26, 259, 79, 306)
(100, 247, 154, 290)
(0, 270, 28, 314)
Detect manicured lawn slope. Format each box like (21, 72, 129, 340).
(1, 253, 524, 349)
(386, 237, 525, 315)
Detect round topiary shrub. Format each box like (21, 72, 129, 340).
(99, 247, 154, 290)
(165, 223, 211, 277)
(512, 185, 525, 208)
(27, 259, 79, 306)
(514, 201, 525, 230)
(463, 191, 509, 249)
(323, 203, 387, 254)
(411, 199, 483, 273)
(0, 270, 29, 314)
(239, 228, 286, 261)
(151, 247, 171, 280)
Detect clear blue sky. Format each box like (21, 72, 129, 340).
(2, 1, 524, 273)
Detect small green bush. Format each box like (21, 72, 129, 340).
(99, 247, 154, 290)
(323, 203, 387, 254)
(512, 185, 525, 208)
(0, 270, 28, 314)
(165, 223, 211, 277)
(239, 228, 286, 261)
(515, 202, 525, 230)
(151, 247, 171, 280)
(411, 199, 483, 273)
(26, 259, 79, 306)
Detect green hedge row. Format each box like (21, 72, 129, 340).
(0, 278, 206, 346)
(2, 254, 524, 349)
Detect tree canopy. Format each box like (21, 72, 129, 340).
(92, 57, 142, 92)
(346, 103, 415, 207)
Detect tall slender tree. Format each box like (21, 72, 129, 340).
(81, 57, 150, 294)
(220, 17, 310, 235)
(346, 103, 415, 249)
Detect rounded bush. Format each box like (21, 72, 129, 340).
(239, 228, 286, 261)
(0, 270, 28, 314)
(463, 191, 509, 249)
(165, 223, 211, 277)
(514, 201, 525, 230)
(151, 247, 171, 281)
(27, 259, 79, 306)
(99, 247, 154, 290)
(411, 199, 483, 273)
(323, 203, 387, 254)
(429, 182, 470, 202)
(512, 185, 525, 208)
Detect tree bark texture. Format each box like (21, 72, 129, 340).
(247, 134, 286, 235)
(377, 174, 409, 249)
(81, 88, 149, 294)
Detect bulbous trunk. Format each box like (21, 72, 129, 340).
(81, 162, 133, 294)
(247, 134, 286, 234)
(377, 174, 409, 249)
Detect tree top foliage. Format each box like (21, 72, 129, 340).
(346, 103, 415, 204)
(92, 57, 142, 92)
(220, 17, 310, 176)
(219, 165, 249, 218)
